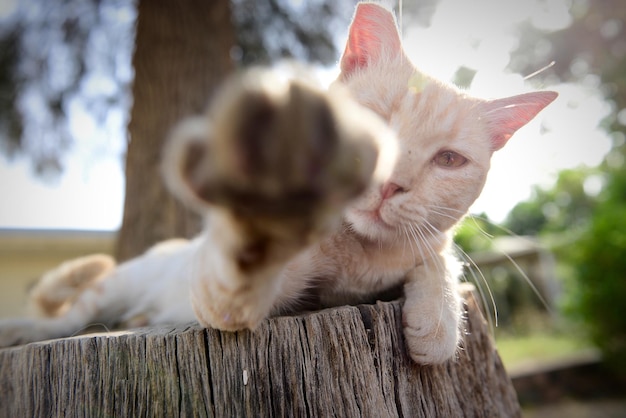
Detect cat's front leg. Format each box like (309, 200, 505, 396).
(187, 209, 309, 331)
(164, 68, 388, 331)
(402, 250, 463, 364)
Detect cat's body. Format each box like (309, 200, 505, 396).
(0, 3, 556, 364)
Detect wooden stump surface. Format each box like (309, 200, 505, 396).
(0, 285, 520, 417)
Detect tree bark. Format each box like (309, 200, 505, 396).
(116, 0, 235, 261)
(0, 285, 520, 417)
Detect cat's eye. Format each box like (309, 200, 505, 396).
(434, 151, 468, 168)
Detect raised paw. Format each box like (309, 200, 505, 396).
(165, 68, 385, 240)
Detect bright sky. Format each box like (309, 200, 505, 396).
(0, 0, 614, 230)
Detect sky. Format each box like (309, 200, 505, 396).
(0, 0, 615, 230)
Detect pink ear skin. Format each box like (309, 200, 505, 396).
(339, 3, 403, 78)
(481, 91, 558, 151)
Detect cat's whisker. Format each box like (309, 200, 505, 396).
(71, 322, 112, 337)
(399, 226, 407, 258)
(424, 204, 466, 215)
(405, 223, 443, 316)
(453, 243, 498, 331)
(407, 223, 434, 280)
(420, 218, 442, 235)
(452, 212, 554, 312)
(416, 223, 440, 262)
(411, 223, 446, 290)
(466, 213, 542, 248)
(416, 221, 446, 279)
(419, 218, 444, 247)
(496, 250, 554, 314)
(407, 224, 425, 262)
(401, 225, 416, 261)
(408, 223, 433, 260)
(523, 61, 555, 80)
(415, 224, 448, 335)
(465, 215, 495, 240)
(424, 205, 465, 216)
(429, 209, 460, 223)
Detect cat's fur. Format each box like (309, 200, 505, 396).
(0, 3, 556, 364)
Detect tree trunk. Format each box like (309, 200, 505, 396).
(116, 0, 235, 261)
(0, 285, 521, 417)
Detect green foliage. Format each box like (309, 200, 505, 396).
(453, 213, 502, 254)
(505, 158, 626, 374)
(496, 332, 593, 369)
(507, 0, 626, 374)
(563, 148, 626, 375)
(504, 168, 597, 236)
(454, 214, 545, 329)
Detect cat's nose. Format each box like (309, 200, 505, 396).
(381, 182, 405, 200)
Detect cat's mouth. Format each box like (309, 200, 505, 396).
(352, 208, 395, 230)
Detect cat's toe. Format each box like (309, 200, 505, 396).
(403, 323, 459, 364)
(208, 70, 378, 218)
(190, 276, 271, 332)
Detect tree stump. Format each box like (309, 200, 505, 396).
(0, 285, 520, 417)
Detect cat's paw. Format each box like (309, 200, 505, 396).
(190, 279, 270, 331)
(402, 305, 460, 364)
(165, 68, 384, 240)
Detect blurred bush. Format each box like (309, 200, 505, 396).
(563, 149, 626, 375)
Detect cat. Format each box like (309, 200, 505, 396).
(0, 2, 556, 364)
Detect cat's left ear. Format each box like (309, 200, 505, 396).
(480, 91, 558, 151)
(339, 3, 402, 78)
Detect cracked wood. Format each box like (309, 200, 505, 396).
(0, 285, 520, 417)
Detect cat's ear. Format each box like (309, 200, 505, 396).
(481, 91, 558, 151)
(162, 117, 215, 213)
(339, 3, 402, 78)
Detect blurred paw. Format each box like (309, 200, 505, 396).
(190, 275, 271, 332)
(167, 68, 382, 239)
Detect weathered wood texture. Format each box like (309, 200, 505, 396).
(0, 286, 519, 417)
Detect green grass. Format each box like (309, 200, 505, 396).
(495, 332, 595, 369)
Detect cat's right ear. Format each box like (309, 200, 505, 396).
(162, 117, 215, 213)
(339, 3, 402, 79)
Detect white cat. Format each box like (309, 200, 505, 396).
(0, 2, 556, 364)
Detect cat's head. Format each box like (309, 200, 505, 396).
(337, 2, 557, 244)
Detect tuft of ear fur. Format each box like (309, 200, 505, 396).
(480, 91, 558, 151)
(162, 117, 215, 214)
(339, 2, 402, 78)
